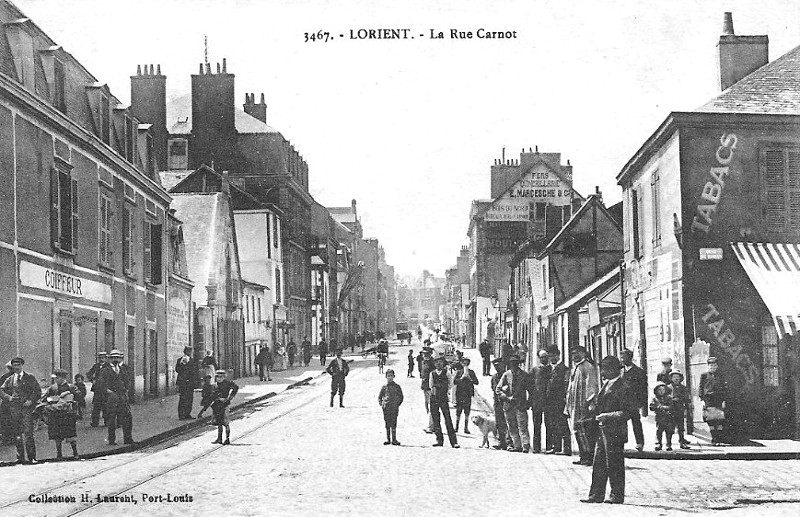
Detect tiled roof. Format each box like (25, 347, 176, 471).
(158, 171, 193, 191)
(170, 193, 220, 306)
(166, 94, 279, 135)
(697, 44, 800, 114)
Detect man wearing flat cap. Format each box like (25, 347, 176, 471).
(176, 346, 200, 420)
(566, 346, 599, 465)
(95, 349, 135, 445)
(0, 357, 42, 463)
(87, 351, 108, 427)
(495, 353, 530, 452)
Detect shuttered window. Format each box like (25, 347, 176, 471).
(143, 220, 163, 285)
(631, 187, 642, 258)
(762, 147, 800, 234)
(122, 204, 135, 275)
(50, 160, 77, 254)
(651, 172, 661, 246)
(98, 192, 113, 266)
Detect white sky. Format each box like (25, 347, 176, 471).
(15, 0, 800, 278)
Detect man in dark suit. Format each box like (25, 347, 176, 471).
(0, 357, 42, 463)
(325, 349, 349, 408)
(96, 349, 135, 445)
(620, 349, 647, 451)
(528, 349, 552, 453)
(544, 345, 571, 455)
(479, 339, 492, 376)
(87, 351, 108, 427)
(175, 346, 200, 420)
(581, 355, 638, 505)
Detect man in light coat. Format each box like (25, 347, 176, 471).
(565, 346, 599, 465)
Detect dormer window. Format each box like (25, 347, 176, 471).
(168, 138, 188, 170)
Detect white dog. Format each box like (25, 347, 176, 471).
(471, 414, 498, 448)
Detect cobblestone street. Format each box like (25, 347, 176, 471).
(0, 345, 799, 516)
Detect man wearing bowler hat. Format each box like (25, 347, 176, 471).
(176, 346, 200, 420)
(0, 357, 41, 463)
(95, 349, 135, 445)
(87, 351, 109, 427)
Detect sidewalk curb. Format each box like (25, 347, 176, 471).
(0, 376, 316, 468)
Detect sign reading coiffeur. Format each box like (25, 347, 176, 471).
(19, 261, 112, 304)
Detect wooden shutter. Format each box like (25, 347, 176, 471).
(631, 188, 641, 258)
(788, 150, 800, 229)
(50, 167, 59, 248)
(143, 220, 151, 282)
(122, 205, 131, 273)
(71, 178, 79, 252)
(763, 149, 787, 232)
(151, 223, 163, 285)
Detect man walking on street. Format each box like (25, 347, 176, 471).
(0, 357, 41, 463)
(325, 349, 349, 408)
(620, 349, 647, 452)
(87, 351, 108, 427)
(319, 339, 328, 366)
(429, 356, 459, 448)
(420, 346, 435, 433)
(495, 354, 530, 452)
(255, 345, 271, 381)
(545, 345, 572, 456)
(301, 337, 312, 367)
(96, 349, 135, 445)
(566, 346, 599, 466)
(581, 355, 637, 505)
(490, 358, 509, 449)
(479, 339, 492, 376)
(176, 346, 200, 420)
(528, 349, 552, 453)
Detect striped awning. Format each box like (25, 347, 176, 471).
(731, 242, 800, 335)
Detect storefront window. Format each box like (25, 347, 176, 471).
(762, 325, 779, 387)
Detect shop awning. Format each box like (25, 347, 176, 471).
(731, 242, 800, 335)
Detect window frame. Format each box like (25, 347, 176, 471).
(98, 189, 113, 267)
(50, 157, 77, 255)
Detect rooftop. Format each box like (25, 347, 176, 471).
(166, 94, 279, 135)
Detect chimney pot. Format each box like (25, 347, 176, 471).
(205, 62, 211, 74)
(722, 12, 734, 35)
(260, 93, 265, 104)
(136, 64, 142, 75)
(157, 64, 161, 75)
(149, 64, 154, 75)
(535, 145, 539, 153)
(199, 63, 204, 74)
(567, 159, 571, 166)
(216, 62, 221, 74)
(222, 58, 227, 73)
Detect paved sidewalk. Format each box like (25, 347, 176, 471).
(0, 359, 340, 465)
(460, 346, 800, 460)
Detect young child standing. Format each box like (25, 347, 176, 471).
(197, 374, 214, 414)
(649, 382, 675, 451)
(198, 370, 239, 445)
(407, 350, 415, 378)
(669, 371, 692, 449)
(44, 369, 80, 459)
(73, 374, 87, 420)
(378, 369, 404, 445)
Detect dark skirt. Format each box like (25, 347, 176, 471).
(47, 411, 77, 440)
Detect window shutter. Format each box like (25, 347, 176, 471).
(143, 220, 151, 282)
(71, 178, 79, 252)
(122, 206, 131, 272)
(151, 223, 162, 285)
(58, 169, 72, 251)
(50, 167, 59, 248)
(788, 151, 800, 229)
(763, 149, 786, 232)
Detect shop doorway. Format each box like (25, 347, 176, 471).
(59, 310, 73, 379)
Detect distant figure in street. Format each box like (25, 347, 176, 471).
(528, 349, 552, 453)
(545, 346, 571, 455)
(580, 355, 636, 505)
(176, 346, 200, 420)
(378, 369, 404, 445)
(255, 345, 272, 381)
(348, 334, 356, 354)
(287, 340, 298, 367)
(420, 347, 435, 433)
(43, 369, 80, 459)
(429, 356, 459, 448)
(87, 351, 108, 427)
(656, 357, 673, 385)
(620, 349, 647, 452)
(407, 350, 415, 378)
(669, 371, 691, 449)
(699, 357, 728, 445)
(198, 370, 239, 445)
(1, 357, 42, 463)
(73, 374, 87, 420)
(496, 354, 529, 452)
(319, 339, 328, 366)
(650, 382, 675, 451)
(301, 337, 312, 367)
(326, 349, 349, 408)
(490, 358, 509, 449)
(566, 346, 599, 465)
(416, 350, 424, 377)
(454, 357, 479, 434)
(479, 339, 492, 376)
(95, 349, 135, 446)
(201, 350, 218, 379)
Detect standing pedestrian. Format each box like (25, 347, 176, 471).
(656, 357, 673, 384)
(490, 358, 508, 450)
(407, 350, 415, 378)
(201, 350, 218, 379)
(420, 346, 435, 434)
(43, 369, 80, 459)
(669, 371, 692, 449)
(87, 351, 108, 427)
(0, 357, 41, 463)
(73, 374, 87, 420)
(95, 349, 135, 446)
(176, 346, 200, 420)
(454, 357, 479, 434)
(429, 356, 459, 448)
(287, 340, 298, 368)
(566, 346, 599, 465)
(325, 349, 349, 408)
(699, 357, 728, 445)
(649, 382, 675, 451)
(416, 349, 424, 377)
(479, 339, 492, 376)
(0, 361, 13, 445)
(319, 339, 328, 366)
(495, 354, 530, 452)
(580, 355, 637, 505)
(528, 349, 552, 453)
(255, 346, 270, 381)
(620, 349, 647, 452)
(378, 369, 404, 445)
(199, 369, 239, 445)
(545, 345, 571, 455)
(301, 337, 312, 367)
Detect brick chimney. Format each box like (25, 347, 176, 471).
(717, 12, 768, 91)
(191, 58, 236, 170)
(243, 92, 267, 124)
(130, 63, 167, 171)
